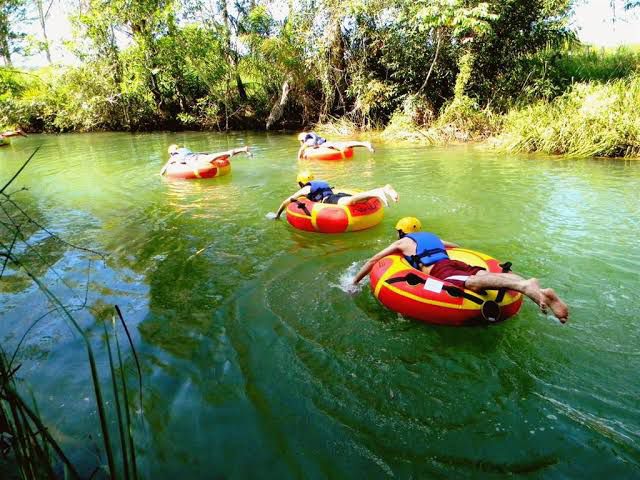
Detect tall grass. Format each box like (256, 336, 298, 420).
(516, 45, 640, 103)
(553, 45, 640, 84)
(380, 48, 640, 157)
(315, 116, 362, 136)
(493, 75, 640, 157)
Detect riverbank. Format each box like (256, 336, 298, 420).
(315, 73, 640, 159)
(3, 52, 640, 159)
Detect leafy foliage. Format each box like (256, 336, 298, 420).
(0, 0, 27, 66)
(1, 0, 638, 158)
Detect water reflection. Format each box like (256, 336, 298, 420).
(0, 133, 639, 477)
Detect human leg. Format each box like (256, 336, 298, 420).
(322, 193, 352, 204)
(337, 185, 399, 206)
(466, 273, 569, 322)
(343, 141, 374, 152)
(473, 269, 523, 282)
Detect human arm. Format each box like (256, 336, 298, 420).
(297, 144, 307, 159)
(274, 186, 310, 219)
(352, 240, 405, 285)
(1, 129, 27, 138)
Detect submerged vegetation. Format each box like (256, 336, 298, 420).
(0, 152, 143, 478)
(0, 0, 639, 157)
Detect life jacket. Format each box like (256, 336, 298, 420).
(305, 180, 333, 202)
(304, 132, 326, 146)
(404, 232, 449, 269)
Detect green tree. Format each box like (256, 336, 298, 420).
(467, 0, 573, 108)
(408, 0, 497, 95)
(0, 0, 28, 66)
(34, 0, 54, 64)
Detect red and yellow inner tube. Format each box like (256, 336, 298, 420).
(164, 157, 231, 180)
(301, 145, 354, 161)
(370, 249, 523, 326)
(286, 192, 383, 233)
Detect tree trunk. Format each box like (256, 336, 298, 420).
(236, 70, 247, 101)
(0, 49, 11, 66)
(130, 22, 166, 117)
(453, 51, 475, 101)
(221, 0, 247, 101)
(418, 29, 442, 94)
(0, 12, 12, 66)
(266, 77, 291, 130)
(36, 0, 52, 64)
(329, 18, 347, 114)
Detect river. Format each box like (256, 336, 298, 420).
(1, 132, 639, 478)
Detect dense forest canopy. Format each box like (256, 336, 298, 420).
(0, 0, 638, 135)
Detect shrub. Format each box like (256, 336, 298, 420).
(493, 75, 640, 157)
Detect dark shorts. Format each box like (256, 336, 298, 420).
(322, 193, 351, 204)
(429, 259, 485, 288)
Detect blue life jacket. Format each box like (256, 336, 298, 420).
(304, 132, 326, 146)
(405, 232, 449, 269)
(306, 180, 333, 202)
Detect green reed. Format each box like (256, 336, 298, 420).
(493, 75, 640, 158)
(1, 149, 143, 478)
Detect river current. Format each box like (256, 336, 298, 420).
(1, 132, 639, 478)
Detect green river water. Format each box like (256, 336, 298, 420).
(0, 132, 639, 478)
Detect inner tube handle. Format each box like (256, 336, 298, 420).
(495, 261, 513, 303)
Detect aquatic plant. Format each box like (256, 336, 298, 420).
(0, 150, 143, 478)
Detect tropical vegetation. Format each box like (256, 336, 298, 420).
(1, 0, 639, 157)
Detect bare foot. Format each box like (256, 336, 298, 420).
(540, 288, 569, 323)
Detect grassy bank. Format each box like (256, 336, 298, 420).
(491, 75, 640, 157)
(3, 45, 640, 158)
(373, 73, 640, 158)
(375, 46, 640, 158)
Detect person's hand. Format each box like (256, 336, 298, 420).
(367, 142, 374, 153)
